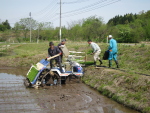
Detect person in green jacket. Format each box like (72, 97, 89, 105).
(108, 35, 119, 68)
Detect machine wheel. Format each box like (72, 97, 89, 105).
(41, 71, 51, 87)
(52, 72, 60, 85)
(24, 78, 32, 87)
(38, 69, 50, 80)
(41, 78, 46, 87)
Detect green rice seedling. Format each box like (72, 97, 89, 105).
(27, 65, 39, 82)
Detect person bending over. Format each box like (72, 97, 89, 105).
(87, 39, 103, 66)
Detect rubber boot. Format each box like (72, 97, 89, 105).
(99, 60, 103, 65)
(109, 60, 112, 68)
(93, 61, 96, 66)
(115, 60, 119, 68)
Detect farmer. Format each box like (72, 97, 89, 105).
(108, 35, 119, 68)
(87, 39, 103, 66)
(48, 42, 63, 72)
(57, 39, 66, 63)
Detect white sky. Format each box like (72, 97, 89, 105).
(0, 0, 150, 28)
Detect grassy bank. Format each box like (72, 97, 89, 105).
(0, 41, 150, 112)
(82, 67, 150, 113)
(1, 42, 150, 75)
(0, 42, 48, 67)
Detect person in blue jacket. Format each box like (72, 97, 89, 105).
(108, 35, 119, 68)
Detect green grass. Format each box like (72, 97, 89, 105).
(82, 66, 150, 113)
(1, 41, 150, 75)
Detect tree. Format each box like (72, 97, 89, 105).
(14, 18, 38, 39)
(0, 24, 6, 31)
(2, 20, 11, 29)
(116, 25, 132, 43)
(82, 16, 104, 41)
(69, 24, 82, 41)
(37, 22, 54, 41)
(0, 20, 11, 31)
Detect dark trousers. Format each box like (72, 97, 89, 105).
(60, 54, 63, 63)
(50, 59, 63, 72)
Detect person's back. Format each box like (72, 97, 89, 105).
(108, 35, 119, 68)
(109, 38, 117, 53)
(91, 42, 101, 51)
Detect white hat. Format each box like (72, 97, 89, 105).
(108, 35, 112, 38)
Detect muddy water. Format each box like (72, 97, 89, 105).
(0, 68, 139, 113)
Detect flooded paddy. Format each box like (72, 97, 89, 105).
(0, 67, 139, 113)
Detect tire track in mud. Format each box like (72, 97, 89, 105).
(33, 83, 103, 113)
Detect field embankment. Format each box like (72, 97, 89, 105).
(82, 66, 150, 113)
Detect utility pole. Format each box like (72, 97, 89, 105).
(59, 0, 62, 42)
(29, 12, 32, 43)
(37, 25, 39, 44)
(107, 36, 108, 43)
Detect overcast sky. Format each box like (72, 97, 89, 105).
(0, 0, 150, 28)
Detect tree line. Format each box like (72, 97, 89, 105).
(0, 20, 11, 31)
(0, 10, 150, 43)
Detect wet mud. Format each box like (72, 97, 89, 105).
(0, 68, 140, 113)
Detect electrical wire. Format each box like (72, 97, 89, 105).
(63, 0, 90, 4)
(36, 3, 59, 22)
(62, 0, 121, 18)
(8, 0, 121, 27)
(9, 0, 59, 24)
(42, 0, 108, 22)
(50, 0, 121, 23)
(32, 0, 57, 16)
(62, 0, 111, 15)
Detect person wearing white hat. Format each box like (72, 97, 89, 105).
(108, 35, 119, 68)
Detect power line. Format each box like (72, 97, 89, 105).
(8, 0, 121, 27)
(62, 0, 108, 15)
(46, 0, 107, 22)
(63, 0, 90, 4)
(62, 0, 121, 18)
(32, 0, 57, 16)
(8, 0, 59, 24)
(49, 0, 121, 22)
(50, 0, 121, 23)
(37, 4, 59, 22)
